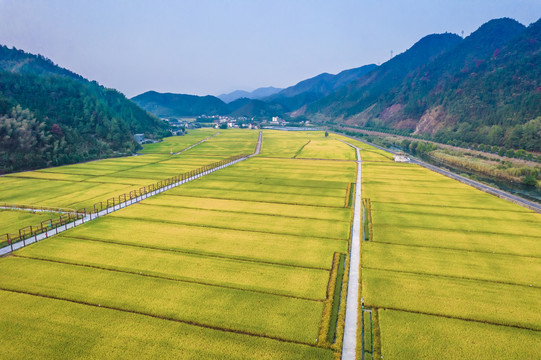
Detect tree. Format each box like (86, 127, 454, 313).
(515, 149, 526, 159)
(51, 123, 63, 136)
(325, 131, 329, 137)
(0, 106, 52, 172)
(488, 125, 504, 145)
(523, 174, 537, 187)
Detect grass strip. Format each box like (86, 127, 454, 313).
(346, 183, 355, 208)
(363, 310, 373, 354)
(327, 253, 346, 343)
(331, 240, 351, 358)
(317, 253, 339, 348)
(362, 198, 372, 241)
(372, 308, 382, 359)
(293, 140, 311, 158)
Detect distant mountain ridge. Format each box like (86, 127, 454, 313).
(135, 64, 379, 120)
(217, 87, 282, 103)
(130, 17, 540, 151)
(302, 33, 463, 120)
(0, 45, 166, 174)
(132, 91, 230, 117)
(264, 64, 378, 111)
(304, 17, 541, 151)
(274, 65, 378, 98)
(131, 91, 287, 119)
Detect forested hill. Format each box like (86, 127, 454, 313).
(131, 91, 230, 117)
(0, 45, 167, 174)
(264, 64, 378, 112)
(131, 91, 288, 119)
(303, 17, 541, 152)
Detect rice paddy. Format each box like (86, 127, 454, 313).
(360, 147, 541, 359)
(1, 129, 539, 359)
(0, 129, 251, 211)
(0, 129, 355, 359)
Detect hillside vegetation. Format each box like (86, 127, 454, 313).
(132, 65, 378, 119)
(304, 18, 541, 152)
(0, 45, 167, 174)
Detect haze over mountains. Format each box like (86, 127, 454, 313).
(133, 17, 540, 151)
(217, 87, 282, 103)
(132, 64, 378, 119)
(1, 16, 540, 174)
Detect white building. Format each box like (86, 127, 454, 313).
(394, 154, 410, 162)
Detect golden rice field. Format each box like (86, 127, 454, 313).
(1, 129, 539, 359)
(0, 129, 254, 212)
(360, 149, 541, 359)
(0, 130, 357, 359)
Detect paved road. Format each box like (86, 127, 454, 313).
(332, 131, 541, 213)
(339, 141, 362, 360)
(248, 131, 262, 157)
(409, 158, 541, 213)
(173, 132, 220, 155)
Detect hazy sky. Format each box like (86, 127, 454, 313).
(0, 0, 539, 98)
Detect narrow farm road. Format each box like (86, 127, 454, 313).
(173, 132, 220, 155)
(334, 132, 541, 213)
(0, 131, 263, 256)
(341, 142, 362, 360)
(409, 158, 541, 213)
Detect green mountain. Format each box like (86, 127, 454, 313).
(131, 91, 229, 118)
(0, 45, 167, 174)
(227, 98, 287, 118)
(132, 90, 288, 119)
(303, 33, 463, 120)
(305, 18, 541, 151)
(264, 64, 378, 111)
